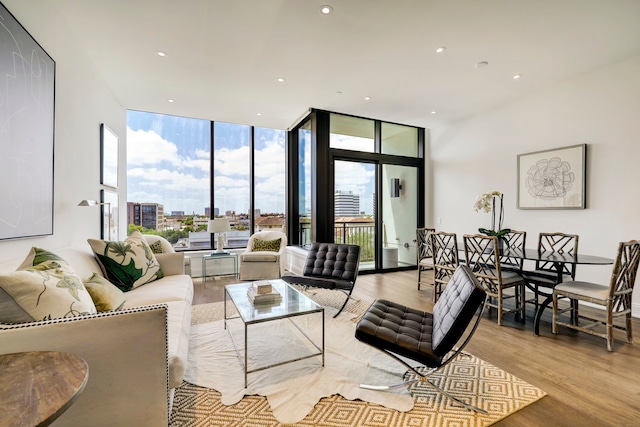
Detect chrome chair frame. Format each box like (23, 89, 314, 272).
(356, 265, 488, 414)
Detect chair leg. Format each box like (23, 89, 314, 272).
(333, 289, 354, 318)
(520, 284, 526, 323)
(426, 378, 488, 414)
(359, 351, 488, 414)
(418, 268, 422, 290)
(497, 290, 503, 326)
(627, 312, 634, 344)
(552, 293, 558, 335)
(606, 302, 614, 352)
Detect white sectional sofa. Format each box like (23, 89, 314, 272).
(0, 236, 193, 426)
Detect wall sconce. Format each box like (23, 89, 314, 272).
(390, 178, 402, 198)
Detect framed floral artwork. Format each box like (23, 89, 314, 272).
(517, 144, 586, 209)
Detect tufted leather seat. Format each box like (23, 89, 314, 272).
(355, 265, 488, 413)
(282, 242, 360, 316)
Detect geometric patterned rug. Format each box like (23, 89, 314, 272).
(170, 289, 546, 426)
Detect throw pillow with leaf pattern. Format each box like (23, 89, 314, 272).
(88, 230, 164, 292)
(148, 239, 164, 254)
(0, 247, 97, 323)
(252, 238, 282, 252)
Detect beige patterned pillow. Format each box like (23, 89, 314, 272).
(84, 273, 126, 312)
(0, 248, 97, 323)
(148, 239, 164, 254)
(252, 238, 282, 252)
(88, 230, 164, 292)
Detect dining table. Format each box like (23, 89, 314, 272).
(499, 248, 615, 335)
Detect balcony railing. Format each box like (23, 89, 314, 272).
(299, 221, 375, 262)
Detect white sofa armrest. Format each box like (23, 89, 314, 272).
(0, 306, 170, 427)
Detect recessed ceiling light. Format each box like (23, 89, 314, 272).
(435, 46, 446, 54)
(167, 99, 174, 103)
(475, 61, 489, 68)
(157, 51, 166, 57)
(320, 5, 333, 14)
(257, 112, 262, 116)
(513, 74, 523, 80)
(431, 111, 437, 115)
(277, 77, 285, 83)
(364, 96, 371, 101)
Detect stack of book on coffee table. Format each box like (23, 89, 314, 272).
(247, 281, 282, 305)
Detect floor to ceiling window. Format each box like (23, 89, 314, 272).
(127, 110, 285, 250)
(287, 109, 425, 273)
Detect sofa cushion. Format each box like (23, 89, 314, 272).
(252, 238, 281, 252)
(121, 274, 194, 308)
(84, 273, 126, 312)
(0, 248, 97, 323)
(241, 252, 279, 262)
(88, 231, 164, 292)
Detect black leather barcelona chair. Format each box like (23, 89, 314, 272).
(355, 264, 488, 413)
(281, 242, 360, 317)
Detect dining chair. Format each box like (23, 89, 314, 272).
(552, 240, 640, 351)
(430, 231, 459, 302)
(416, 227, 436, 291)
(521, 232, 579, 311)
(464, 234, 526, 326)
(499, 229, 527, 273)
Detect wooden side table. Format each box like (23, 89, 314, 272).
(0, 351, 89, 427)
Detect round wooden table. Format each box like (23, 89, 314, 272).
(0, 351, 89, 427)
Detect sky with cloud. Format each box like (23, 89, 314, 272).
(127, 111, 376, 218)
(127, 111, 285, 216)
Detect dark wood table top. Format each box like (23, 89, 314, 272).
(0, 351, 89, 427)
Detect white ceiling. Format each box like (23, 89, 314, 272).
(53, 0, 640, 131)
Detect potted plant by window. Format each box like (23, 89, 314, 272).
(474, 191, 510, 253)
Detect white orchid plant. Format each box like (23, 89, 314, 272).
(474, 191, 510, 237)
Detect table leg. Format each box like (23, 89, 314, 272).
(533, 262, 563, 335)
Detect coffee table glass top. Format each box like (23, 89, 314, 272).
(225, 279, 322, 323)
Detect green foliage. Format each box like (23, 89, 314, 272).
(478, 227, 511, 237)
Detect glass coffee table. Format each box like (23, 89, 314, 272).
(224, 279, 324, 387)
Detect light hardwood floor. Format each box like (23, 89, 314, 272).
(193, 270, 640, 427)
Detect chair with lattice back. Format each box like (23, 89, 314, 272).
(431, 231, 459, 302)
(553, 240, 640, 351)
(522, 232, 579, 311)
(499, 229, 527, 272)
(464, 234, 526, 326)
(416, 227, 436, 291)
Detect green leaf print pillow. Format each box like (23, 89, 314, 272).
(88, 231, 164, 292)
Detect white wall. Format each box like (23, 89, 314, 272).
(430, 54, 640, 314)
(0, 1, 125, 264)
